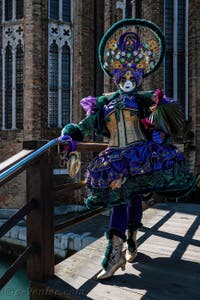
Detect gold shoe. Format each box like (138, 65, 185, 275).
(97, 234, 126, 280)
(126, 229, 138, 262)
(97, 253, 126, 280)
(126, 248, 137, 262)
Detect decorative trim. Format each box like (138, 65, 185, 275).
(2, 23, 24, 48)
(48, 22, 72, 50)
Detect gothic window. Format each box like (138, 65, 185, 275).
(16, 0, 24, 20)
(5, 0, 12, 21)
(2, 1, 24, 130)
(48, 41, 59, 127)
(50, 0, 59, 20)
(5, 44, 13, 129)
(63, 0, 71, 22)
(48, 0, 72, 128)
(4, 0, 24, 21)
(49, 0, 71, 21)
(164, 0, 186, 110)
(62, 42, 70, 125)
(16, 42, 24, 129)
(177, 1, 185, 107)
(164, 0, 173, 97)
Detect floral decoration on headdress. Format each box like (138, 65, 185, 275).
(98, 18, 165, 78)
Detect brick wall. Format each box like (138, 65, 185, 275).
(23, 0, 48, 140)
(72, 0, 96, 123)
(103, 0, 123, 93)
(0, 131, 26, 208)
(0, 0, 49, 208)
(141, 0, 164, 91)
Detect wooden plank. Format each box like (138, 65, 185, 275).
(51, 204, 200, 300)
(26, 152, 54, 300)
(76, 142, 107, 152)
(0, 199, 36, 238)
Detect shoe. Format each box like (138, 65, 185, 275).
(97, 231, 126, 280)
(126, 229, 138, 262)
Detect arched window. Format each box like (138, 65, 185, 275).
(4, 0, 24, 21)
(50, 0, 59, 20)
(63, 0, 71, 22)
(16, 41, 24, 129)
(49, 41, 59, 127)
(16, 0, 24, 20)
(62, 42, 70, 125)
(49, 0, 71, 21)
(5, 0, 12, 21)
(164, 0, 173, 97)
(164, 0, 187, 111)
(48, 0, 72, 127)
(2, 1, 24, 130)
(5, 44, 13, 129)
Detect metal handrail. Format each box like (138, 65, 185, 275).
(0, 138, 58, 186)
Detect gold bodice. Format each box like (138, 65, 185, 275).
(105, 109, 146, 147)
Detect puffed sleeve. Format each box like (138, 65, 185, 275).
(61, 95, 108, 140)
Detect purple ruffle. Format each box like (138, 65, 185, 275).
(80, 96, 97, 116)
(85, 141, 185, 189)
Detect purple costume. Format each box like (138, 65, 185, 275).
(61, 19, 195, 279)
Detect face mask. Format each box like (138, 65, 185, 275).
(119, 78, 136, 92)
(115, 70, 143, 92)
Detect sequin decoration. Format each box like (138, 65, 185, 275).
(99, 19, 165, 78)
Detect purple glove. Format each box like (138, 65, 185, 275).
(57, 134, 77, 152)
(152, 131, 164, 144)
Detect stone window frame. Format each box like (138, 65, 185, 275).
(49, 0, 71, 23)
(164, 0, 189, 119)
(2, 0, 24, 22)
(48, 0, 73, 128)
(1, 0, 24, 130)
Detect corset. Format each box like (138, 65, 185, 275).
(105, 109, 146, 147)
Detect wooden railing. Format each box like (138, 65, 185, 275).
(0, 139, 107, 299)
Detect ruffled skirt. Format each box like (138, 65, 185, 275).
(84, 141, 195, 208)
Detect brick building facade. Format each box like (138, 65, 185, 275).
(0, 0, 199, 208)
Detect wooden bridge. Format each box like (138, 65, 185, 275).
(0, 140, 200, 300)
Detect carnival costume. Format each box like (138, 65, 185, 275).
(61, 19, 195, 279)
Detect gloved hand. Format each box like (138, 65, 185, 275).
(57, 134, 77, 153)
(152, 131, 165, 144)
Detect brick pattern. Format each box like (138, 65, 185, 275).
(0, 131, 26, 208)
(103, 0, 123, 93)
(72, 0, 96, 123)
(23, 0, 48, 140)
(140, 0, 164, 91)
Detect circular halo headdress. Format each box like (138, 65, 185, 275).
(98, 18, 166, 79)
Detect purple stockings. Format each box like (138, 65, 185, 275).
(109, 195, 143, 236)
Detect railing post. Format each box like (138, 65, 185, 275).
(26, 150, 54, 300)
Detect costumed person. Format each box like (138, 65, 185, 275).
(59, 19, 195, 280)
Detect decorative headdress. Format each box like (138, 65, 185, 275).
(98, 18, 165, 79)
